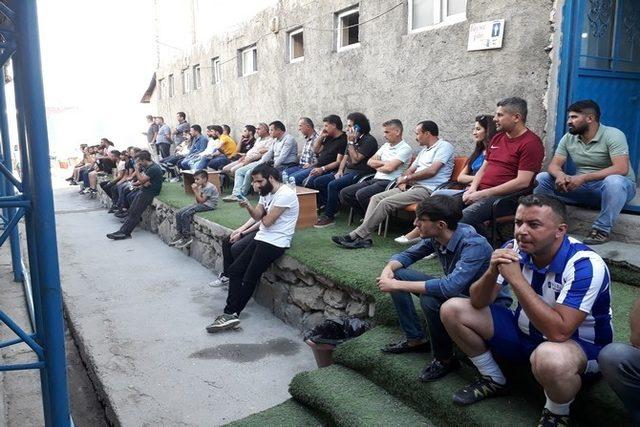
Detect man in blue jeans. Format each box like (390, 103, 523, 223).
(534, 100, 636, 245)
(376, 195, 511, 381)
(312, 112, 378, 227)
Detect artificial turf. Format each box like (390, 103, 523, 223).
(225, 399, 325, 427)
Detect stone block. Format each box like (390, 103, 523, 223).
(276, 269, 299, 284)
(284, 304, 304, 327)
(302, 311, 325, 332)
(323, 288, 347, 309)
(294, 271, 316, 286)
(315, 275, 335, 288)
(289, 286, 324, 311)
(324, 306, 344, 320)
(275, 256, 302, 271)
(345, 300, 368, 317)
(157, 218, 178, 244)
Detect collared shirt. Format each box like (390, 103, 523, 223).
(390, 223, 512, 302)
(200, 138, 221, 156)
(345, 133, 378, 175)
(499, 236, 613, 347)
(186, 134, 209, 156)
(373, 140, 413, 180)
(261, 133, 298, 168)
(156, 124, 172, 144)
(174, 120, 190, 144)
(410, 139, 455, 190)
(299, 132, 318, 166)
(245, 137, 275, 162)
(555, 124, 635, 182)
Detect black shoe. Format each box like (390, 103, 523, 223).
(537, 408, 571, 427)
(106, 232, 131, 240)
(69, 180, 79, 186)
(114, 211, 128, 218)
(107, 205, 118, 213)
(419, 358, 460, 382)
(381, 339, 430, 354)
(331, 234, 354, 245)
(338, 237, 373, 249)
(452, 375, 509, 406)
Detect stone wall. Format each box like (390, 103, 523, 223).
(98, 190, 373, 331)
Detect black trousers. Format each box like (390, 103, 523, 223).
(99, 180, 118, 204)
(339, 179, 390, 214)
(453, 193, 518, 238)
(223, 232, 286, 315)
(119, 191, 155, 235)
(156, 143, 170, 159)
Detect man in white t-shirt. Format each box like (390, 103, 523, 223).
(206, 163, 299, 333)
(338, 119, 413, 216)
(334, 121, 454, 249)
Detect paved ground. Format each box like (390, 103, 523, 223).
(54, 186, 316, 426)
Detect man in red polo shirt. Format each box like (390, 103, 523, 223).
(456, 97, 544, 238)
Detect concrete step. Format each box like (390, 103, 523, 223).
(568, 206, 640, 244)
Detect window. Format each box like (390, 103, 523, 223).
(158, 78, 164, 100)
(337, 7, 360, 50)
(192, 64, 201, 90)
(289, 28, 304, 62)
(168, 74, 174, 98)
(240, 45, 258, 76)
(409, 0, 467, 32)
(211, 57, 221, 84)
(181, 68, 191, 93)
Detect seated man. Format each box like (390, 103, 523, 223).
(440, 195, 613, 426)
(225, 124, 256, 166)
(599, 297, 640, 425)
(457, 97, 544, 239)
(300, 114, 347, 188)
(188, 125, 224, 170)
(161, 131, 192, 179)
(377, 195, 511, 381)
(205, 125, 238, 170)
(178, 125, 209, 170)
(338, 119, 412, 219)
(107, 150, 164, 240)
(312, 112, 378, 227)
(223, 123, 274, 201)
(101, 151, 128, 209)
(284, 117, 318, 184)
(206, 164, 299, 332)
(333, 120, 453, 249)
(534, 99, 635, 245)
(259, 120, 298, 171)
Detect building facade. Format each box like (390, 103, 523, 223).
(151, 0, 640, 206)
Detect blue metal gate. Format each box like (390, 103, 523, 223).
(0, 1, 71, 425)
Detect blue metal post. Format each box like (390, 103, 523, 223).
(0, 67, 22, 282)
(11, 0, 71, 424)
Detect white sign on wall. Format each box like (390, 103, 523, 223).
(467, 19, 505, 51)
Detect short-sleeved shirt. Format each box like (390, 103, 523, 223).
(200, 182, 219, 209)
(255, 185, 300, 248)
(156, 124, 172, 145)
(345, 133, 378, 174)
(479, 130, 544, 190)
(116, 160, 126, 173)
(299, 132, 318, 166)
(147, 123, 159, 144)
(411, 139, 455, 189)
(174, 121, 190, 144)
(374, 140, 413, 180)
(316, 133, 348, 167)
(498, 236, 613, 347)
(219, 134, 238, 158)
(555, 124, 635, 182)
(142, 163, 164, 196)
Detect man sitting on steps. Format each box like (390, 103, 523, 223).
(377, 195, 512, 382)
(440, 194, 613, 427)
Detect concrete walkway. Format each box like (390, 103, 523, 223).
(54, 186, 316, 426)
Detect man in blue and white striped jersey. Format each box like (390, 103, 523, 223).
(440, 194, 613, 427)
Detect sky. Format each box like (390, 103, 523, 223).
(32, 0, 276, 158)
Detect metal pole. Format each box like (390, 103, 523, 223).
(0, 67, 22, 282)
(12, 0, 71, 425)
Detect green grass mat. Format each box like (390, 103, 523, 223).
(225, 399, 325, 427)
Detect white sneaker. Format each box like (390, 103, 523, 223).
(394, 235, 421, 244)
(169, 177, 180, 183)
(175, 237, 193, 248)
(208, 275, 229, 288)
(168, 237, 184, 246)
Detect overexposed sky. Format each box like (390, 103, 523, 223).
(35, 0, 275, 157)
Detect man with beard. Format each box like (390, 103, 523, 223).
(440, 195, 613, 427)
(206, 164, 299, 332)
(534, 100, 635, 244)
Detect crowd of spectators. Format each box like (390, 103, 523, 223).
(79, 98, 638, 426)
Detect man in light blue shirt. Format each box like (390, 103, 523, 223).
(260, 120, 298, 171)
(154, 116, 172, 159)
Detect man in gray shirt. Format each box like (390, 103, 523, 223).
(173, 111, 190, 147)
(260, 120, 298, 171)
(155, 116, 172, 159)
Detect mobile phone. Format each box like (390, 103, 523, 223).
(353, 124, 361, 134)
(237, 194, 247, 202)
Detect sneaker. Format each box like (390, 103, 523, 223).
(331, 234, 355, 245)
(583, 228, 610, 245)
(205, 313, 240, 333)
(175, 237, 193, 248)
(419, 358, 460, 382)
(208, 274, 229, 288)
(381, 339, 430, 354)
(394, 235, 421, 244)
(106, 231, 131, 240)
(107, 205, 118, 213)
(168, 237, 184, 246)
(223, 195, 240, 202)
(537, 408, 570, 427)
(338, 236, 373, 249)
(313, 215, 335, 228)
(114, 210, 128, 219)
(452, 375, 509, 406)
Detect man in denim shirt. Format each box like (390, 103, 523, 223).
(377, 195, 512, 382)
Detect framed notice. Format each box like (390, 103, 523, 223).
(467, 19, 505, 51)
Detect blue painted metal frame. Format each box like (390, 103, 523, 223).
(0, 0, 72, 425)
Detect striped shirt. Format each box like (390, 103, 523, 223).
(497, 236, 613, 347)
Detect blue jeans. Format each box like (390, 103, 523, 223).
(231, 162, 259, 196)
(175, 203, 213, 237)
(288, 167, 313, 185)
(311, 171, 359, 217)
(534, 172, 636, 233)
(180, 156, 200, 170)
(207, 156, 231, 170)
(388, 268, 455, 360)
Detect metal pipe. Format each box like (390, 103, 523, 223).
(0, 362, 46, 372)
(0, 309, 43, 358)
(0, 161, 23, 192)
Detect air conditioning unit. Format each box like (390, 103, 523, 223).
(270, 16, 279, 33)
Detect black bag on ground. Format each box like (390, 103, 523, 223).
(303, 317, 369, 346)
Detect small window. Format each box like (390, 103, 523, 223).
(192, 64, 201, 90)
(289, 28, 304, 62)
(168, 74, 174, 98)
(337, 7, 360, 51)
(211, 57, 221, 84)
(409, 0, 466, 32)
(241, 45, 258, 76)
(181, 68, 191, 94)
(158, 78, 164, 100)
